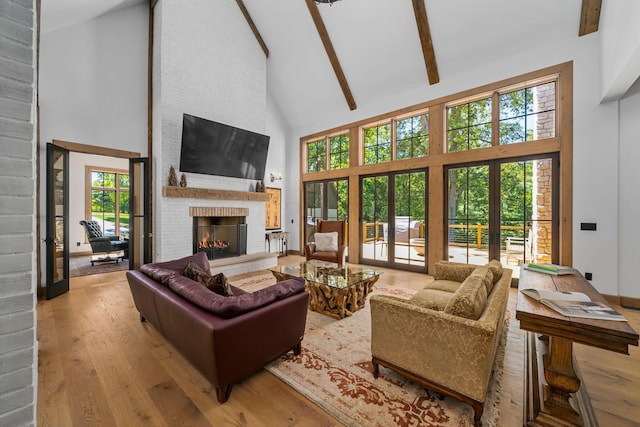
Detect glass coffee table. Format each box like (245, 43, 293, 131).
(270, 260, 383, 319)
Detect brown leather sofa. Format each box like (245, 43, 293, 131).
(126, 252, 309, 403)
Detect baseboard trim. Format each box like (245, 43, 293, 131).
(620, 296, 640, 310)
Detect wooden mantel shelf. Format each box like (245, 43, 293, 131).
(162, 186, 269, 202)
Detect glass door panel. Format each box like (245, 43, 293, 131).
(394, 172, 426, 266)
(46, 144, 69, 300)
(361, 175, 389, 262)
(500, 157, 555, 269)
(129, 158, 149, 269)
(304, 182, 323, 245)
(303, 179, 349, 249)
(447, 165, 490, 265)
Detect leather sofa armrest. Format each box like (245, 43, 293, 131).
(304, 243, 316, 260)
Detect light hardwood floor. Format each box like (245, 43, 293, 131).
(37, 256, 640, 426)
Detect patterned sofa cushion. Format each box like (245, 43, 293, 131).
(409, 288, 453, 311)
(444, 270, 488, 320)
(433, 261, 477, 283)
(425, 279, 461, 293)
(485, 259, 504, 285)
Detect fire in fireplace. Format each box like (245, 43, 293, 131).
(193, 216, 247, 260)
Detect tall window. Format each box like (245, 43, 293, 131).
(499, 82, 556, 144)
(447, 97, 492, 152)
(363, 123, 391, 165)
(87, 169, 129, 239)
(396, 113, 429, 160)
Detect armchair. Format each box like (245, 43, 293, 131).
(305, 220, 347, 265)
(79, 220, 128, 265)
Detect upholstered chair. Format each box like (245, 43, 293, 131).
(79, 220, 128, 265)
(305, 220, 347, 265)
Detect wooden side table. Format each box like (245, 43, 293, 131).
(266, 231, 288, 257)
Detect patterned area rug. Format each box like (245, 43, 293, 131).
(230, 272, 507, 427)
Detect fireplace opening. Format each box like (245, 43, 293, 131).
(193, 216, 247, 260)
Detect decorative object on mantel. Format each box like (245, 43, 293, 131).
(180, 173, 187, 188)
(255, 180, 265, 192)
(168, 165, 178, 186)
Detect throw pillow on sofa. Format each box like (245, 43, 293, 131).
(314, 232, 338, 252)
(183, 261, 233, 297)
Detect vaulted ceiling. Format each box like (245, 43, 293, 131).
(40, 0, 601, 129)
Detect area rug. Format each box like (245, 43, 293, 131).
(230, 272, 507, 427)
(70, 254, 129, 277)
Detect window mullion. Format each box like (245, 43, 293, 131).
(491, 91, 499, 147)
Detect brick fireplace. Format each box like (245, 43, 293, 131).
(191, 207, 248, 260)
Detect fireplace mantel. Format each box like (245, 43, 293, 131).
(162, 186, 269, 202)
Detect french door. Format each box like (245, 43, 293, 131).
(446, 154, 558, 270)
(129, 158, 150, 269)
(360, 169, 427, 272)
(45, 144, 69, 299)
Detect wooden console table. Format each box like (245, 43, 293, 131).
(516, 267, 638, 426)
(265, 231, 288, 257)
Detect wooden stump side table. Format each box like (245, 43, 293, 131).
(270, 260, 382, 319)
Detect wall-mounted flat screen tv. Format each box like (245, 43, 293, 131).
(180, 113, 270, 181)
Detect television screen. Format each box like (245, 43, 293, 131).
(179, 114, 270, 181)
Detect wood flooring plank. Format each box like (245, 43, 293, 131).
(81, 290, 168, 426)
(148, 379, 212, 427)
(36, 300, 73, 427)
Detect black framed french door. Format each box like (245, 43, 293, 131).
(360, 169, 427, 272)
(129, 158, 150, 269)
(45, 143, 69, 300)
(445, 154, 558, 269)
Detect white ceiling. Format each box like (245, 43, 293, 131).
(40, 0, 585, 129)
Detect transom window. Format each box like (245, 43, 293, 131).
(329, 134, 349, 170)
(447, 97, 492, 152)
(307, 139, 326, 173)
(307, 134, 350, 172)
(396, 113, 429, 160)
(499, 81, 556, 144)
(363, 123, 391, 165)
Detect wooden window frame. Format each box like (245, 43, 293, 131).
(300, 61, 573, 272)
(85, 166, 130, 241)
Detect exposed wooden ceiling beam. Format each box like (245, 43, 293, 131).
(305, 0, 357, 111)
(236, 0, 269, 58)
(411, 0, 439, 85)
(579, 0, 602, 36)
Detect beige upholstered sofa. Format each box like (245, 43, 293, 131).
(370, 260, 511, 426)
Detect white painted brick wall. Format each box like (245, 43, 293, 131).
(0, 0, 37, 425)
(153, 0, 267, 262)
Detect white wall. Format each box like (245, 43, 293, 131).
(152, 0, 269, 261)
(618, 79, 640, 299)
(599, 0, 640, 102)
(39, 4, 148, 151)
